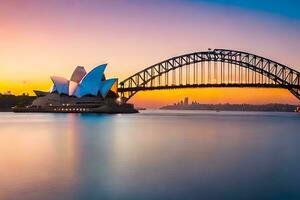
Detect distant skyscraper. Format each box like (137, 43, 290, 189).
(184, 97, 189, 105)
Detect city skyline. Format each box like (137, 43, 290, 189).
(1, 0, 300, 107)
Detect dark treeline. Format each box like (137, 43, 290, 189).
(160, 103, 298, 112)
(0, 95, 36, 111)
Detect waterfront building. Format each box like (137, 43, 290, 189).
(184, 97, 189, 105)
(13, 64, 137, 113)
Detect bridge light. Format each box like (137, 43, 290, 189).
(116, 97, 122, 105)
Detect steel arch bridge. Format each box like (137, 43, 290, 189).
(118, 49, 300, 102)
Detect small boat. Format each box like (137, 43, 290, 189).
(295, 107, 300, 113)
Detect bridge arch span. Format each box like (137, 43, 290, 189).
(119, 49, 300, 101)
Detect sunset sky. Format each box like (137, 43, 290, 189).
(1, 0, 300, 107)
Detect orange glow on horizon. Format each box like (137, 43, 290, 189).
(0, 80, 51, 95)
(130, 88, 300, 108)
(1, 80, 298, 107)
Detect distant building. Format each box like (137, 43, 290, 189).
(184, 97, 189, 105)
(3, 91, 13, 96)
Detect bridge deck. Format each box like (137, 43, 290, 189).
(118, 83, 300, 92)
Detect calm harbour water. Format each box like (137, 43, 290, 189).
(0, 110, 300, 200)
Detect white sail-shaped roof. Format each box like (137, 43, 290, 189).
(68, 66, 86, 96)
(50, 76, 69, 95)
(79, 64, 107, 96)
(73, 85, 90, 98)
(100, 78, 118, 98)
(68, 81, 78, 96)
(70, 66, 87, 83)
(49, 64, 118, 98)
(50, 84, 56, 93)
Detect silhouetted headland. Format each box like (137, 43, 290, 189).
(0, 94, 35, 112)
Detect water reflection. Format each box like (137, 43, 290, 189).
(0, 113, 77, 199)
(0, 111, 300, 200)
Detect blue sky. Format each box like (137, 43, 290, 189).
(189, 0, 300, 20)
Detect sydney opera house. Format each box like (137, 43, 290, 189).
(13, 64, 137, 113)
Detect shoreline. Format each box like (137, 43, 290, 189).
(160, 103, 299, 113)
